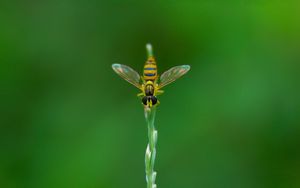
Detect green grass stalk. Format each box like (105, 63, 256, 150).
(146, 43, 153, 57)
(144, 43, 158, 188)
(144, 106, 157, 188)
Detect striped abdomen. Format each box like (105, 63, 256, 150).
(143, 57, 157, 81)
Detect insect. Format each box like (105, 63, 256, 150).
(112, 47, 190, 108)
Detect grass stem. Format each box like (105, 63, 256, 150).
(144, 106, 157, 188)
(146, 43, 153, 58)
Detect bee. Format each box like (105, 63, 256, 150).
(112, 46, 190, 108)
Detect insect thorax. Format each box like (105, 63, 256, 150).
(145, 82, 154, 96)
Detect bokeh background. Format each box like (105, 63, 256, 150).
(1, 1, 300, 188)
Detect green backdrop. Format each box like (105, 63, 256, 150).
(1, 1, 300, 188)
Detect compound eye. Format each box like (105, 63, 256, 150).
(151, 96, 157, 105)
(142, 96, 148, 105)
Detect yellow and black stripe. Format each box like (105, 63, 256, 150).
(143, 57, 157, 81)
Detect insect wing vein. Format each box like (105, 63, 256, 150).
(158, 65, 190, 89)
(112, 64, 142, 89)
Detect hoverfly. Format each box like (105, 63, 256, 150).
(112, 45, 190, 108)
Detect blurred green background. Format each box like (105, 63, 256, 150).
(1, 1, 300, 188)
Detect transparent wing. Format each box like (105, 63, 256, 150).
(158, 65, 190, 89)
(112, 64, 142, 89)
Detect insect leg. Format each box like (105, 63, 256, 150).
(156, 90, 164, 96)
(137, 93, 144, 98)
(156, 99, 160, 106)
